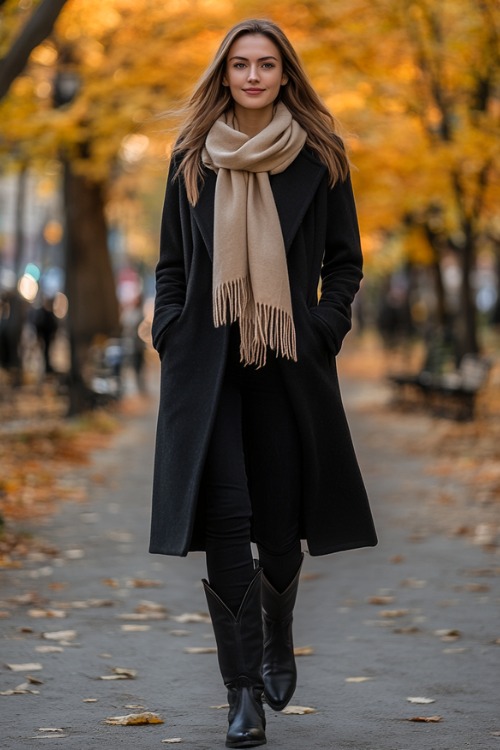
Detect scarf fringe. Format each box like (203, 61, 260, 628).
(240, 303, 297, 369)
(213, 278, 249, 327)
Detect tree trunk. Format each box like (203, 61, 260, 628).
(63, 161, 120, 415)
(456, 227, 479, 357)
(429, 254, 447, 329)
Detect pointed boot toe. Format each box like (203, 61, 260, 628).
(226, 684, 266, 748)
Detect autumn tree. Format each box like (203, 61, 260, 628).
(276, 0, 500, 356)
(1, 0, 498, 409)
(0, 0, 231, 412)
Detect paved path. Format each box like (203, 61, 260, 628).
(1, 366, 499, 750)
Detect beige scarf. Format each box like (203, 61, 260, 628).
(202, 102, 307, 367)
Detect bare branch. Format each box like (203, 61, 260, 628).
(0, 0, 69, 102)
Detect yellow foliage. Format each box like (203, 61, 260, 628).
(0, 0, 498, 273)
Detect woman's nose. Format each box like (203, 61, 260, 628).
(247, 65, 259, 81)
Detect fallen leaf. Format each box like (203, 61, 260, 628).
(126, 578, 163, 589)
(48, 582, 68, 592)
(389, 555, 405, 563)
(443, 647, 468, 654)
(124, 704, 145, 710)
(455, 583, 491, 593)
(100, 667, 137, 680)
(379, 609, 410, 618)
(27, 675, 43, 685)
(0, 684, 40, 695)
(120, 624, 151, 632)
(35, 645, 64, 654)
(406, 716, 442, 723)
(113, 667, 137, 678)
(183, 646, 217, 654)
(28, 608, 66, 619)
(407, 697, 435, 704)
(434, 628, 461, 641)
(210, 704, 229, 709)
(42, 629, 77, 641)
(6, 663, 43, 672)
(368, 596, 395, 605)
(171, 612, 211, 624)
(281, 705, 317, 715)
(161, 740, 183, 744)
(135, 601, 168, 614)
(9, 592, 42, 605)
(38, 728, 64, 733)
(293, 646, 314, 656)
(64, 549, 85, 559)
(104, 712, 164, 726)
(169, 629, 191, 637)
(345, 676, 373, 683)
(83, 698, 98, 703)
(102, 578, 120, 588)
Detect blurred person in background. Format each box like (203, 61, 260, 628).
(150, 19, 377, 748)
(33, 297, 58, 375)
(121, 295, 147, 393)
(0, 289, 25, 386)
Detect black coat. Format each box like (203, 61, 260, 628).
(150, 148, 377, 557)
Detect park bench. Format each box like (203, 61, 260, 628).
(84, 337, 124, 406)
(389, 351, 492, 421)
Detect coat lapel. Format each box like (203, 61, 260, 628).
(191, 168, 216, 261)
(271, 150, 326, 253)
(191, 148, 327, 261)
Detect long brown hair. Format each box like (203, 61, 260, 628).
(174, 19, 349, 205)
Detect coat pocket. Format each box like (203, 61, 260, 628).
(153, 309, 182, 359)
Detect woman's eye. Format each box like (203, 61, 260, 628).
(233, 63, 246, 69)
(262, 63, 275, 69)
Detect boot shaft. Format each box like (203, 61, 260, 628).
(203, 568, 264, 687)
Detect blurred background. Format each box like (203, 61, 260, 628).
(0, 0, 499, 422)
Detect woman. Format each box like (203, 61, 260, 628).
(151, 19, 377, 748)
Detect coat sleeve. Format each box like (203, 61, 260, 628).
(309, 172, 363, 355)
(152, 156, 187, 353)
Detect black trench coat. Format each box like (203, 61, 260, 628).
(150, 147, 377, 557)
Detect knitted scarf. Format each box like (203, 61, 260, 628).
(202, 102, 307, 367)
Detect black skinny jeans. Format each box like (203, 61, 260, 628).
(202, 328, 303, 613)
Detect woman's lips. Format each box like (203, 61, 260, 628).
(243, 88, 265, 94)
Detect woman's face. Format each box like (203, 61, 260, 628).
(223, 33, 288, 115)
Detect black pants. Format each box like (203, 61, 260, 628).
(202, 328, 303, 613)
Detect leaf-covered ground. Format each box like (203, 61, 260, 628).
(1, 336, 499, 567)
(0, 382, 136, 567)
(338, 334, 500, 550)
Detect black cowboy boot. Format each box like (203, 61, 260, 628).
(203, 569, 266, 748)
(261, 553, 303, 711)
